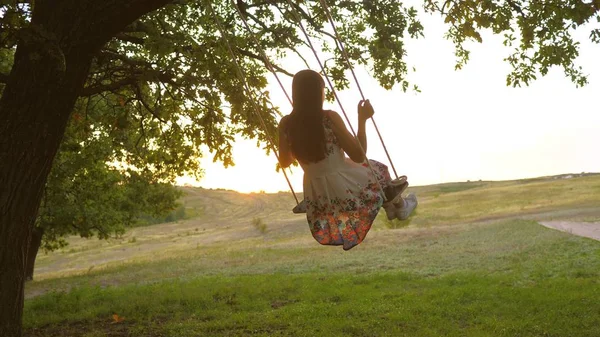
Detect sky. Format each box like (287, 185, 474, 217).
(177, 10, 600, 194)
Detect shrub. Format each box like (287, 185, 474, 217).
(252, 217, 267, 234)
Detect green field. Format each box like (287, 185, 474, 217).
(23, 174, 600, 336)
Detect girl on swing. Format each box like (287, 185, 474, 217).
(278, 69, 418, 250)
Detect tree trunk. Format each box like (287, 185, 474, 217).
(0, 35, 92, 337)
(0, 1, 175, 335)
(25, 228, 44, 281)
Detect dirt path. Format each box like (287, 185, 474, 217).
(539, 221, 600, 241)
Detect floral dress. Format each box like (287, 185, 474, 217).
(298, 114, 392, 250)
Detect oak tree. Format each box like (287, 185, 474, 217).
(1, 0, 598, 335)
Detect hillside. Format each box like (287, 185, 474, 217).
(29, 173, 600, 284)
(23, 173, 600, 337)
(181, 172, 600, 225)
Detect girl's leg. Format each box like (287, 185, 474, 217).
(365, 159, 391, 189)
(365, 159, 407, 201)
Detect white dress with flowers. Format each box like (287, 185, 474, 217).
(299, 114, 392, 250)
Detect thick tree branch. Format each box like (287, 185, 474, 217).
(115, 33, 145, 45)
(82, 66, 175, 96)
(99, 50, 150, 67)
(506, 0, 527, 18)
(122, 21, 154, 34)
(80, 77, 138, 97)
(0, 72, 8, 84)
(98, 50, 176, 83)
(135, 84, 167, 124)
(288, 2, 338, 41)
(33, 0, 176, 52)
(0, 0, 31, 4)
(82, 48, 179, 96)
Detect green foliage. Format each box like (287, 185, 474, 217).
(404, 174, 600, 227)
(251, 217, 267, 234)
(138, 204, 187, 226)
(0, 1, 596, 184)
(22, 220, 600, 336)
(24, 272, 600, 336)
(1, 0, 427, 172)
(424, 0, 600, 87)
(36, 101, 182, 252)
(2, 0, 598, 254)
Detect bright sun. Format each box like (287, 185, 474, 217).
(176, 137, 303, 194)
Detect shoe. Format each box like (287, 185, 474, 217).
(395, 193, 417, 220)
(382, 201, 397, 220)
(391, 175, 408, 185)
(382, 176, 409, 220)
(292, 199, 307, 214)
(386, 176, 409, 205)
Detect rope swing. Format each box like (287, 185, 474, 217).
(211, 0, 404, 205)
(316, 0, 400, 180)
(229, 0, 293, 107)
(207, 1, 300, 205)
(281, 0, 387, 200)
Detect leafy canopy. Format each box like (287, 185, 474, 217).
(1, 0, 426, 168)
(37, 96, 182, 251)
(1, 1, 598, 243)
(1, 0, 427, 247)
(2, 1, 598, 245)
(425, 0, 600, 87)
(0, 0, 597, 182)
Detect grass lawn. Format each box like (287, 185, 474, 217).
(23, 219, 600, 336)
(22, 174, 600, 336)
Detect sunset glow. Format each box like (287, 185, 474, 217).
(178, 15, 600, 194)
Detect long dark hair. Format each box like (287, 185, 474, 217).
(287, 70, 327, 164)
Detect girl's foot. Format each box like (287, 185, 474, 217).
(292, 199, 307, 214)
(385, 175, 408, 204)
(395, 193, 417, 220)
(382, 202, 397, 220)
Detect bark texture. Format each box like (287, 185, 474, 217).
(0, 1, 174, 335)
(25, 228, 43, 281)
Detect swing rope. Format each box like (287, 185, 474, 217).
(229, 0, 293, 107)
(207, 1, 300, 205)
(316, 0, 400, 180)
(282, 0, 388, 201)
